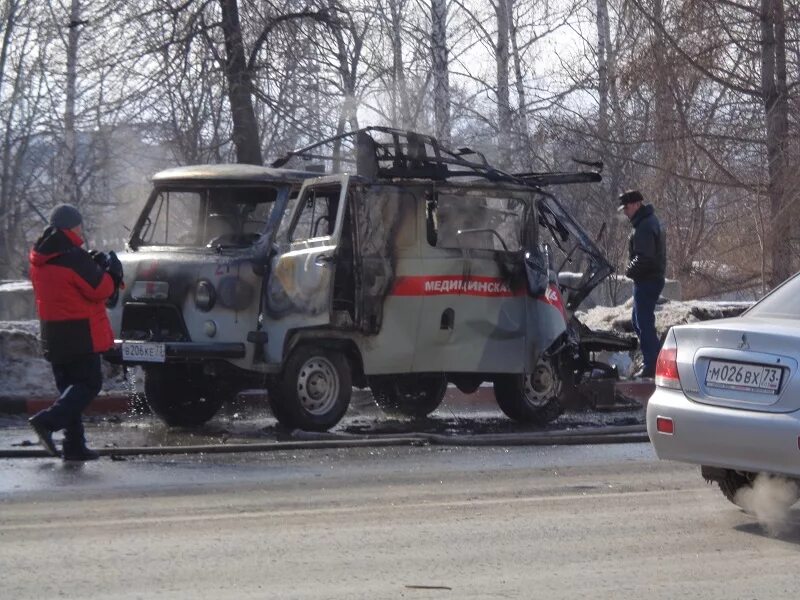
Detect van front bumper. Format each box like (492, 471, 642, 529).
(104, 340, 247, 365)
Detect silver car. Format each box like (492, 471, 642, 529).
(647, 274, 800, 507)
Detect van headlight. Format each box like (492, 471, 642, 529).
(195, 280, 216, 311)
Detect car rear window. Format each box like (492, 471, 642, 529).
(747, 273, 800, 319)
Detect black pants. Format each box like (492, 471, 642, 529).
(35, 354, 102, 451)
(632, 279, 665, 373)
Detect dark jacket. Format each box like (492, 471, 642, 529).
(625, 204, 666, 282)
(29, 227, 115, 363)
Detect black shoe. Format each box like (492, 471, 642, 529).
(62, 447, 100, 462)
(633, 367, 655, 379)
(29, 416, 60, 457)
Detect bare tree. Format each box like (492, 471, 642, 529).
(219, 0, 262, 164)
(430, 0, 450, 144)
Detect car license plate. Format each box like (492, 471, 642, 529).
(705, 360, 782, 394)
(121, 342, 166, 363)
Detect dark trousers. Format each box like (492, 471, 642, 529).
(34, 354, 102, 451)
(632, 279, 665, 373)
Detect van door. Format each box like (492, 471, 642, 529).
(264, 175, 350, 346)
(536, 192, 613, 312)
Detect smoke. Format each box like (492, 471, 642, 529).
(735, 474, 800, 536)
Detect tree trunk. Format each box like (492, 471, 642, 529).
(651, 0, 674, 199)
(0, 0, 18, 275)
(389, 0, 409, 129)
(58, 0, 81, 207)
(594, 0, 625, 303)
(219, 0, 263, 165)
(508, 0, 531, 168)
(495, 0, 512, 169)
(595, 0, 609, 146)
(761, 0, 792, 286)
(0, 0, 18, 92)
(430, 0, 450, 145)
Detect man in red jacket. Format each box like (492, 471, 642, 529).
(28, 204, 123, 461)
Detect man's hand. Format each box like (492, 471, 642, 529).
(89, 249, 109, 270)
(107, 251, 124, 288)
(625, 255, 656, 280)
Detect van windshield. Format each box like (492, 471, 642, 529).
(135, 187, 277, 248)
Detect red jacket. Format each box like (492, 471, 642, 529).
(29, 227, 115, 363)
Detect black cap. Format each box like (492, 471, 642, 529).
(49, 204, 83, 229)
(617, 189, 644, 211)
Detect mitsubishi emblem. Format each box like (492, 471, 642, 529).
(738, 333, 750, 350)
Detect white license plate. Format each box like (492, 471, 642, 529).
(121, 342, 166, 363)
(705, 360, 782, 394)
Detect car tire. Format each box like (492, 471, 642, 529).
(716, 470, 800, 509)
(493, 357, 564, 425)
(370, 373, 447, 418)
(144, 366, 223, 427)
(272, 346, 352, 431)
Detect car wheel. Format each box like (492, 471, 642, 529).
(493, 357, 564, 425)
(716, 470, 800, 509)
(144, 366, 223, 427)
(370, 373, 447, 418)
(272, 346, 352, 431)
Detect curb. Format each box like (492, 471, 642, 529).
(0, 425, 649, 459)
(0, 382, 654, 418)
(0, 393, 132, 417)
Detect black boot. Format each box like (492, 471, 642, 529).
(29, 415, 60, 457)
(62, 445, 100, 462)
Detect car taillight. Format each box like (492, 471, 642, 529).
(655, 329, 681, 389)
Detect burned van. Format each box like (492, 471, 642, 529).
(107, 129, 634, 430)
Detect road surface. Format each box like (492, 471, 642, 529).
(2, 442, 799, 599)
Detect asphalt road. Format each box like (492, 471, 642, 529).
(2, 442, 799, 599)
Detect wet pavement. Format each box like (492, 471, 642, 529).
(0, 388, 645, 454)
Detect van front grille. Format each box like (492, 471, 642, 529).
(120, 302, 190, 342)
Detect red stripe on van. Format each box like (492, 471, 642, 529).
(390, 275, 524, 297)
(538, 284, 567, 320)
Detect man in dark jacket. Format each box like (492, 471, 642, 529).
(619, 190, 667, 378)
(28, 204, 123, 461)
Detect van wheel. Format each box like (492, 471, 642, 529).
(144, 366, 223, 427)
(272, 346, 352, 431)
(370, 373, 447, 418)
(493, 358, 564, 425)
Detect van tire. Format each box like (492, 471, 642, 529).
(370, 373, 447, 418)
(144, 366, 223, 427)
(493, 358, 564, 425)
(272, 346, 352, 431)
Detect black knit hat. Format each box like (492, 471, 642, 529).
(617, 189, 644, 211)
(49, 204, 83, 229)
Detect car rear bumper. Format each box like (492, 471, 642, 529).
(647, 387, 800, 478)
(104, 340, 246, 365)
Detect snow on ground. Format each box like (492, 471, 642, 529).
(0, 280, 32, 293)
(577, 298, 753, 376)
(0, 298, 754, 397)
(0, 320, 128, 396)
(577, 297, 753, 337)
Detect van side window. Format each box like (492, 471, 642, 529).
(290, 185, 341, 241)
(430, 193, 527, 252)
